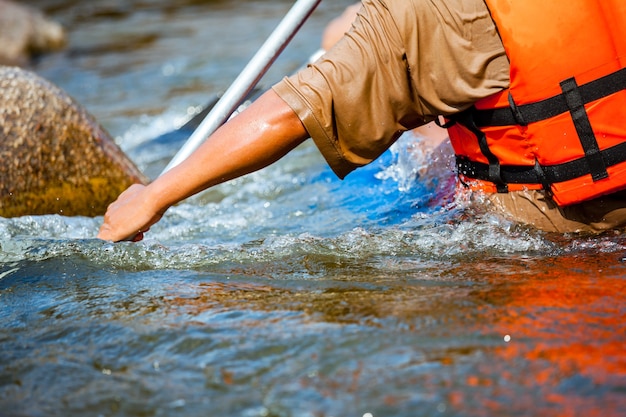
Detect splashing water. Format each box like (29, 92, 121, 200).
(1, 1, 625, 416)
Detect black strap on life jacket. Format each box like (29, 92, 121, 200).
(560, 77, 609, 181)
(451, 66, 626, 188)
(472, 67, 626, 127)
(452, 109, 509, 193)
(456, 140, 626, 186)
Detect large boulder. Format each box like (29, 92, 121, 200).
(0, 0, 66, 66)
(0, 66, 148, 218)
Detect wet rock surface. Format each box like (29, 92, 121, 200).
(0, 0, 66, 66)
(0, 66, 148, 217)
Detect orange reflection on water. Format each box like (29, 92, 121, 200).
(467, 252, 626, 416)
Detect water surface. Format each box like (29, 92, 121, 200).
(1, 1, 625, 416)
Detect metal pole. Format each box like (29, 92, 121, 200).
(161, 0, 322, 175)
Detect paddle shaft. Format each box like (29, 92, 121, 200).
(161, 0, 322, 175)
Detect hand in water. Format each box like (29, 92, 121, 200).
(97, 184, 164, 242)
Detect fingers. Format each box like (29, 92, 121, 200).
(96, 222, 136, 242)
(97, 227, 145, 242)
(128, 231, 144, 242)
(96, 183, 157, 243)
(127, 227, 150, 242)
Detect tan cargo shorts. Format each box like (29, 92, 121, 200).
(486, 189, 626, 234)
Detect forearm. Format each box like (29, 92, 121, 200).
(145, 89, 308, 212)
(97, 89, 308, 242)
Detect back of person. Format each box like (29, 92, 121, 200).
(275, 0, 626, 233)
(447, 0, 626, 232)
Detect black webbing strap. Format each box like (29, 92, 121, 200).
(560, 77, 609, 181)
(454, 67, 626, 188)
(472, 67, 626, 127)
(454, 109, 508, 192)
(456, 140, 626, 185)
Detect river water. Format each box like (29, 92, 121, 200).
(1, 1, 625, 416)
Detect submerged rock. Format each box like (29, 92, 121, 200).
(0, 0, 66, 66)
(0, 66, 148, 218)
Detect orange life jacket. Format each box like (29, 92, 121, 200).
(446, 0, 626, 206)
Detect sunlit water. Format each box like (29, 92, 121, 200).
(1, 1, 625, 416)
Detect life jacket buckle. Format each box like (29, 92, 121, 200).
(435, 115, 456, 129)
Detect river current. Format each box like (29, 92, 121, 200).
(1, 1, 625, 416)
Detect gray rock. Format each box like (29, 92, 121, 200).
(0, 0, 66, 66)
(0, 66, 148, 218)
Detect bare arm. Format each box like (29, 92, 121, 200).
(97, 89, 309, 242)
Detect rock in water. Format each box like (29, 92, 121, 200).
(0, 0, 66, 66)
(0, 66, 148, 218)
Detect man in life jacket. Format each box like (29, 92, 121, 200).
(98, 0, 626, 242)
